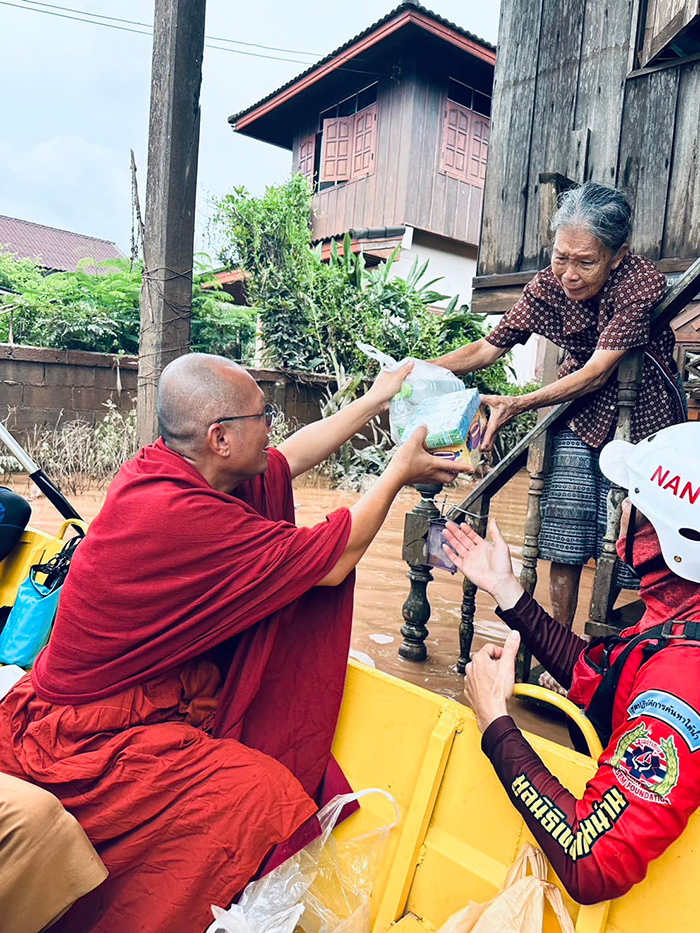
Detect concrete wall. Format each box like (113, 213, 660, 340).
(0, 345, 330, 439)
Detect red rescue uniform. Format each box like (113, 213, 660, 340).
(483, 523, 700, 904)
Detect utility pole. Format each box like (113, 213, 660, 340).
(137, 0, 206, 446)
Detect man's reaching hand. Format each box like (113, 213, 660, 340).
(442, 519, 524, 609)
(388, 426, 473, 487)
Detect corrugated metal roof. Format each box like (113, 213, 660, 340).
(228, 0, 495, 127)
(0, 215, 124, 273)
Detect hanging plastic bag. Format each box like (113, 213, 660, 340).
(357, 342, 464, 444)
(206, 789, 398, 933)
(437, 844, 575, 933)
(0, 532, 81, 668)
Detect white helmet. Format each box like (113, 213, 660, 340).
(600, 423, 700, 583)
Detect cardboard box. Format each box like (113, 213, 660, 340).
(402, 389, 487, 467)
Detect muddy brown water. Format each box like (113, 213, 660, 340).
(12, 470, 636, 746)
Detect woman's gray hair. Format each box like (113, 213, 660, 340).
(551, 182, 632, 252)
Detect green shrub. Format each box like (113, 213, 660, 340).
(0, 255, 256, 360)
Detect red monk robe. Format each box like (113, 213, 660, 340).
(0, 441, 355, 932)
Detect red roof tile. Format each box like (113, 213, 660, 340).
(0, 215, 124, 273)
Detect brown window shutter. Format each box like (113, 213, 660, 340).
(298, 134, 315, 181)
(351, 103, 378, 179)
(320, 117, 353, 183)
(441, 102, 471, 181)
(467, 114, 490, 188)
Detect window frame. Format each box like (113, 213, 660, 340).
(439, 94, 490, 188)
(636, 0, 700, 68)
(317, 84, 379, 190)
(297, 134, 316, 184)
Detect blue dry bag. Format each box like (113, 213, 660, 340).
(0, 569, 62, 668)
(0, 532, 81, 668)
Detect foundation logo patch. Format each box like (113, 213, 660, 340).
(610, 724, 679, 804)
(627, 690, 700, 752)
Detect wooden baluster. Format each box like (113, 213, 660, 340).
(456, 495, 490, 673)
(589, 350, 644, 632)
(398, 483, 443, 662)
(517, 427, 552, 681)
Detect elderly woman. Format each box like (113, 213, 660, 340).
(434, 182, 685, 627)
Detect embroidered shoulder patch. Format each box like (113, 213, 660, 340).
(627, 689, 700, 752)
(610, 724, 679, 804)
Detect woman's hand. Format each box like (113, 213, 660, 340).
(442, 519, 524, 609)
(464, 630, 521, 732)
(479, 395, 524, 451)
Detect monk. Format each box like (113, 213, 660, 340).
(0, 353, 465, 933)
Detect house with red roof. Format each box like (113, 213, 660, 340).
(229, 1, 495, 306)
(0, 215, 124, 274)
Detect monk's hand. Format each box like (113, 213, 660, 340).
(480, 395, 524, 451)
(463, 630, 520, 732)
(442, 519, 523, 608)
(365, 361, 414, 413)
(389, 426, 473, 486)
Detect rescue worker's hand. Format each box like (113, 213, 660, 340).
(463, 630, 521, 733)
(479, 395, 523, 451)
(442, 519, 524, 609)
(389, 426, 473, 486)
(365, 361, 414, 413)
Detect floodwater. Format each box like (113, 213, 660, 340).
(13, 470, 636, 745)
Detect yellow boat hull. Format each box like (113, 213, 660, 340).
(2, 528, 697, 931)
(334, 659, 698, 932)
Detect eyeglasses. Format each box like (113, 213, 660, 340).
(214, 403, 275, 429)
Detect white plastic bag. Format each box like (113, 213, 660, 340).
(357, 342, 464, 443)
(207, 789, 398, 933)
(437, 844, 575, 933)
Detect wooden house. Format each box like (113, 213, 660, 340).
(229, 1, 495, 306)
(471, 0, 700, 411)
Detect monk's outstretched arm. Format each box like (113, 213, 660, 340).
(318, 429, 471, 586)
(279, 363, 413, 479)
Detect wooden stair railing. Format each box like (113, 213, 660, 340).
(397, 255, 700, 675)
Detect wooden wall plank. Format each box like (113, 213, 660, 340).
(335, 183, 348, 235)
(413, 73, 437, 229)
(444, 175, 460, 240)
(478, 0, 545, 275)
(467, 185, 483, 245)
(455, 181, 471, 242)
(471, 284, 524, 314)
(617, 67, 680, 259)
(574, 0, 636, 185)
(662, 61, 700, 259)
(380, 78, 400, 226)
(393, 62, 417, 231)
(521, 0, 588, 269)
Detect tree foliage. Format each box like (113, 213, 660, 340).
(0, 255, 256, 360)
(211, 175, 514, 394)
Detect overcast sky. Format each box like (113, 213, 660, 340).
(0, 1, 500, 259)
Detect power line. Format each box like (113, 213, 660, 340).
(21, 0, 322, 56)
(0, 0, 320, 64)
(1, 0, 389, 75)
(2, 0, 151, 37)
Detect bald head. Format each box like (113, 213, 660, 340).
(157, 353, 258, 453)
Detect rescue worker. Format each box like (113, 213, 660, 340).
(442, 422, 700, 904)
